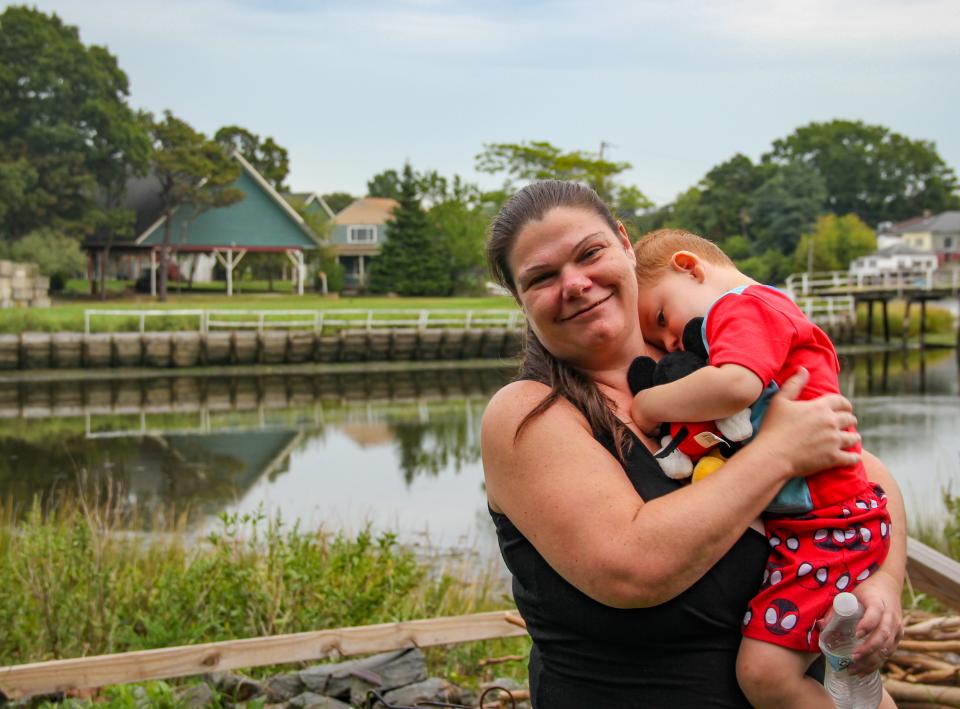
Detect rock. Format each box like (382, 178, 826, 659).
(381, 677, 463, 706)
(287, 692, 352, 708)
(481, 678, 530, 709)
(301, 648, 427, 699)
(263, 672, 305, 702)
(215, 672, 264, 701)
(175, 683, 216, 708)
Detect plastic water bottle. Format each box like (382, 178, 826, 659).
(818, 592, 884, 709)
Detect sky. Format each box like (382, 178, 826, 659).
(19, 0, 960, 206)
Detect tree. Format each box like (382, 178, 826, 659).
(765, 119, 960, 226)
(322, 192, 355, 214)
(214, 125, 289, 191)
(291, 202, 343, 293)
(695, 154, 769, 239)
(368, 164, 451, 295)
(736, 248, 793, 285)
(426, 176, 488, 293)
(794, 214, 876, 273)
(0, 6, 149, 240)
(476, 140, 636, 203)
(149, 112, 244, 301)
(366, 169, 401, 200)
(748, 162, 827, 255)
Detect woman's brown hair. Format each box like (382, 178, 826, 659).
(487, 180, 632, 458)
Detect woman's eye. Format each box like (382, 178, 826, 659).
(582, 246, 602, 260)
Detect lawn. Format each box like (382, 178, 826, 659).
(0, 287, 518, 334)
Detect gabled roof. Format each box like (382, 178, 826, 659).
(872, 243, 937, 257)
(333, 197, 399, 226)
(135, 151, 320, 250)
(885, 211, 960, 235)
(284, 191, 335, 220)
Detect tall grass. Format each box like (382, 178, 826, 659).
(0, 493, 528, 683)
(856, 300, 956, 337)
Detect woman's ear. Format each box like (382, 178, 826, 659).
(670, 251, 705, 282)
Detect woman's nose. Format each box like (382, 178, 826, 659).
(561, 270, 590, 298)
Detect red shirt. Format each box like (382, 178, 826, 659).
(705, 285, 866, 508)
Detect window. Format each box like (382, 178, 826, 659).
(348, 226, 377, 243)
(945, 237, 953, 249)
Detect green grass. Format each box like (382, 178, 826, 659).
(856, 300, 956, 337)
(0, 292, 518, 334)
(0, 494, 528, 701)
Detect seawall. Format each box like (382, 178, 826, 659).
(0, 329, 524, 370)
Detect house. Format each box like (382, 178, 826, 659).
(85, 152, 322, 295)
(284, 191, 335, 232)
(329, 197, 399, 289)
(849, 243, 938, 282)
(877, 211, 960, 266)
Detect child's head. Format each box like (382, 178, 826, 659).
(633, 229, 739, 352)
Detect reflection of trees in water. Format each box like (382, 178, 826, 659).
(390, 401, 484, 485)
(0, 433, 248, 524)
(841, 348, 959, 396)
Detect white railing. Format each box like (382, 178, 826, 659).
(785, 269, 960, 297)
(83, 309, 524, 335)
(793, 295, 856, 325)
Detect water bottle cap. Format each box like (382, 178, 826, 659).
(833, 592, 859, 616)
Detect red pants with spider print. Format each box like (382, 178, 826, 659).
(741, 484, 891, 652)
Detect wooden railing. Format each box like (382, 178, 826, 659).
(2, 539, 960, 700)
(83, 309, 524, 335)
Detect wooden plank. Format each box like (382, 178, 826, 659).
(907, 538, 960, 611)
(0, 611, 528, 701)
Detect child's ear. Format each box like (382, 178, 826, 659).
(670, 251, 705, 282)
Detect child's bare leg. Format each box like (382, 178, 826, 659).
(737, 637, 833, 709)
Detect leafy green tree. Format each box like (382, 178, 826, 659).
(736, 248, 793, 285)
(695, 154, 769, 239)
(6, 228, 86, 290)
(291, 201, 343, 293)
(664, 187, 708, 235)
(368, 164, 451, 295)
(718, 235, 752, 260)
(427, 176, 488, 293)
(149, 112, 244, 301)
(322, 192, 355, 214)
(214, 125, 289, 191)
(748, 162, 827, 255)
(765, 119, 960, 225)
(476, 140, 635, 202)
(366, 169, 401, 200)
(0, 6, 149, 239)
(794, 214, 876, 273)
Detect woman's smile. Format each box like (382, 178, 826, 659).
(558, 292, 613, 322)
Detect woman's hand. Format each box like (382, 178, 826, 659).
(850, 568, 905, 673)
(753, 368, 861, 478)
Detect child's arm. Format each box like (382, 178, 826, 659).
(631, 363, 764, 433)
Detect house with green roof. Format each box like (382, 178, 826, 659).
(86, 152, 322, 295)
(330, 197, 399, 289)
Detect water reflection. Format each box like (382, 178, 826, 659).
(0, 367, 512, 534)
(0, 349, 956, 550)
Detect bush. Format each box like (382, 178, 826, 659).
(7, 228, 86, 285)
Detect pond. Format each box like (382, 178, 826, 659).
(1, 349, 958, 555)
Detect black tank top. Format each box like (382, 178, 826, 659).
(490, 429, 770, 708)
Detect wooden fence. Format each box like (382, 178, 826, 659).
(2, 539, 960, 701)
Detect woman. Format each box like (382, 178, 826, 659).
(481, 180, 905, 707)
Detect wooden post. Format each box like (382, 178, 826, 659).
(902, 299, 912, 347)
(882, 299, 890, 343)
(866, 300, 874, 344)
(920, 299, 928, 349)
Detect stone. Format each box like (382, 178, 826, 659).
(263, 672, 305, 702)
(380, 677, 463, 706)
(175, 683, 215, 709)
(215, 672, 264, 701)
(301, 648, 427, 700)
(287, 692, 351, 708)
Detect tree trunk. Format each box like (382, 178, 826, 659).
(99, 245, 111, 301)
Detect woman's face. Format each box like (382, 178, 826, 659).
(508, 206, 642, 369)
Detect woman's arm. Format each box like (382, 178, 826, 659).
(483, 368, 860, 608)
(850, 450, 906, 672)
